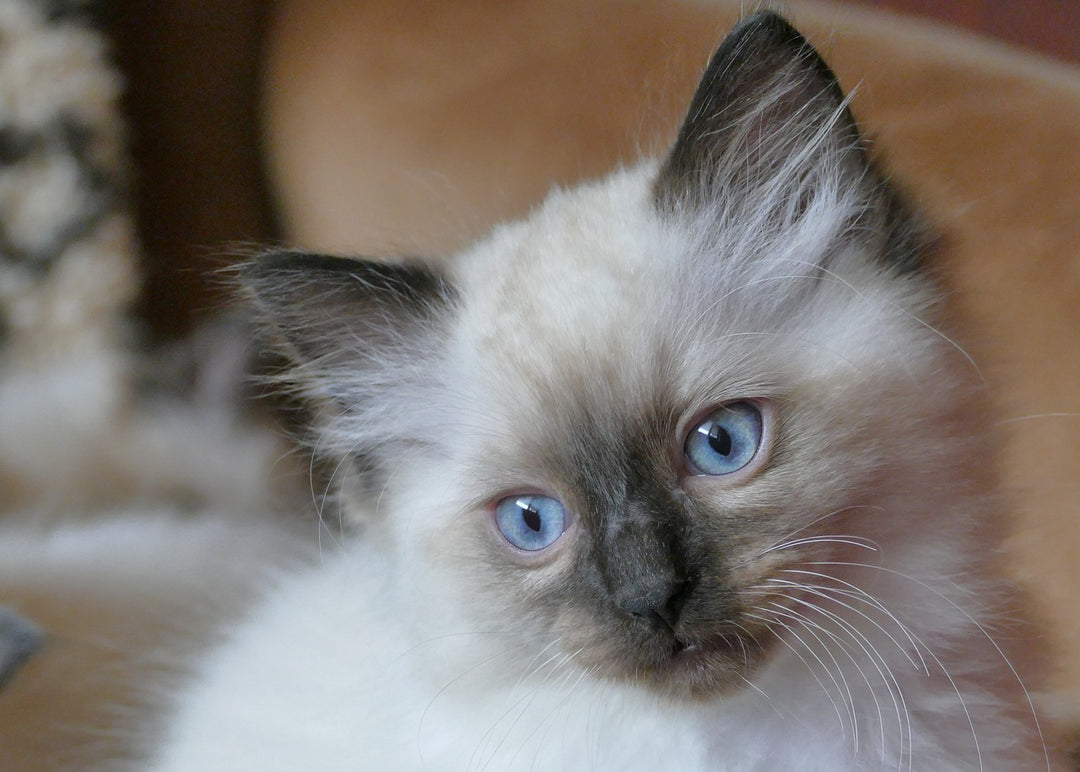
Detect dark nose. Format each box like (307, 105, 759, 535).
(617, 576, 691, 632)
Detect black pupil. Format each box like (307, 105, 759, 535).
(708, 425, 733, 456)
(522, 506, 543, 532)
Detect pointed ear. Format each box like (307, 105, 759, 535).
(242, 251, 455, 400)
(655, 11, 928, 273)
(655, 11, 862, 205)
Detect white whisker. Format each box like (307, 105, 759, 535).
(761, 534, 880, 556)
(734, 672, 784, 718)
(769, 576, 921, 672)
(743, 610, 851, 742)
(994, 411, 1080, 426)
(764, 600, 880, 759)
(752, 595, 860, 750)
(417, 650, 509, 766)
(489, 649, 592, 772)
(808, 561, 1045, 772)
(763, 505, 886, 554)
(768, 595, 911, 772)
(819, 559, 1051, 770)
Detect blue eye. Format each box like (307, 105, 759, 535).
(495, 495, 568, 552)
(684, 401, 763, 476)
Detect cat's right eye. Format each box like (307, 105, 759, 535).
(494, 494, 568, 552)
(683, 401, 765, 477)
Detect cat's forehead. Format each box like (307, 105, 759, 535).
(441, 156, 924, 436)
(453, 164, 672, 365)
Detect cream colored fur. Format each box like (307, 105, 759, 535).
(149, 140, 1064, 767)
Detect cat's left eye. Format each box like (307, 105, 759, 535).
(684, 401, 765, 476)
(494, 495, 568, 552)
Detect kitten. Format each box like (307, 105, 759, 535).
(146, 12, 1065, 770)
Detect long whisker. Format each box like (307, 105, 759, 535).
(743, 610, 852, 741)
(819, 560, 1051, 770)
(493, 649, 592, 771)
(510, 637, 565, 692)
(417, 650, 510, 766)
(761, 534, 881, 556)
(763, 505, 886, 555)
(782, 571, 990, 770)
(809, 561, 1056, 772)
(470, 645, 583, 771)
(769, 595, 911, 772)
(994, 411, 1080, 426)
(768, 576, 921, 672)
(678, 272, 852, 337)
(776, 569, 929, 674)
(749, 594, 860, 750)
(734, 671, 784, 718)
(767, 599, 898, 765)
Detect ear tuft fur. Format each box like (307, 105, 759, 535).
(242, 251, 455, 385)
(655, 10, 930, 274)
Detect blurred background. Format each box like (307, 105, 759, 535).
(103, 0, 1079, 344)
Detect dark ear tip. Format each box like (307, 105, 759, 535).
(738, 9, 796, 29)
(726, 10, 822, 66)
(731, 10, 802, 41)
(242, 250, 350, 280)
(240, 250, 454, 318)
(239, 249, 302, 288)
(240, 251, 371, 301)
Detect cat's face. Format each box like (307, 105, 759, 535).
(246, 13, 973, 698)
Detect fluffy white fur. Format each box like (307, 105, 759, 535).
(148, 169, 1058, 771)
(143, 13, 1065, 771)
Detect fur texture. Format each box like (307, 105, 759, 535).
(147, 13, 1065, 770)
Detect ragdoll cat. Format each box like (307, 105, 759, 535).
(147, 12, 1064, 771)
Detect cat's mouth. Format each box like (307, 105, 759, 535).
(637, 624, 777, 697)
(668, 638, 718, 674)
(561, 602, 780, 697)
(671, 638, 693, 656)
(670, 633, 746, 668)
